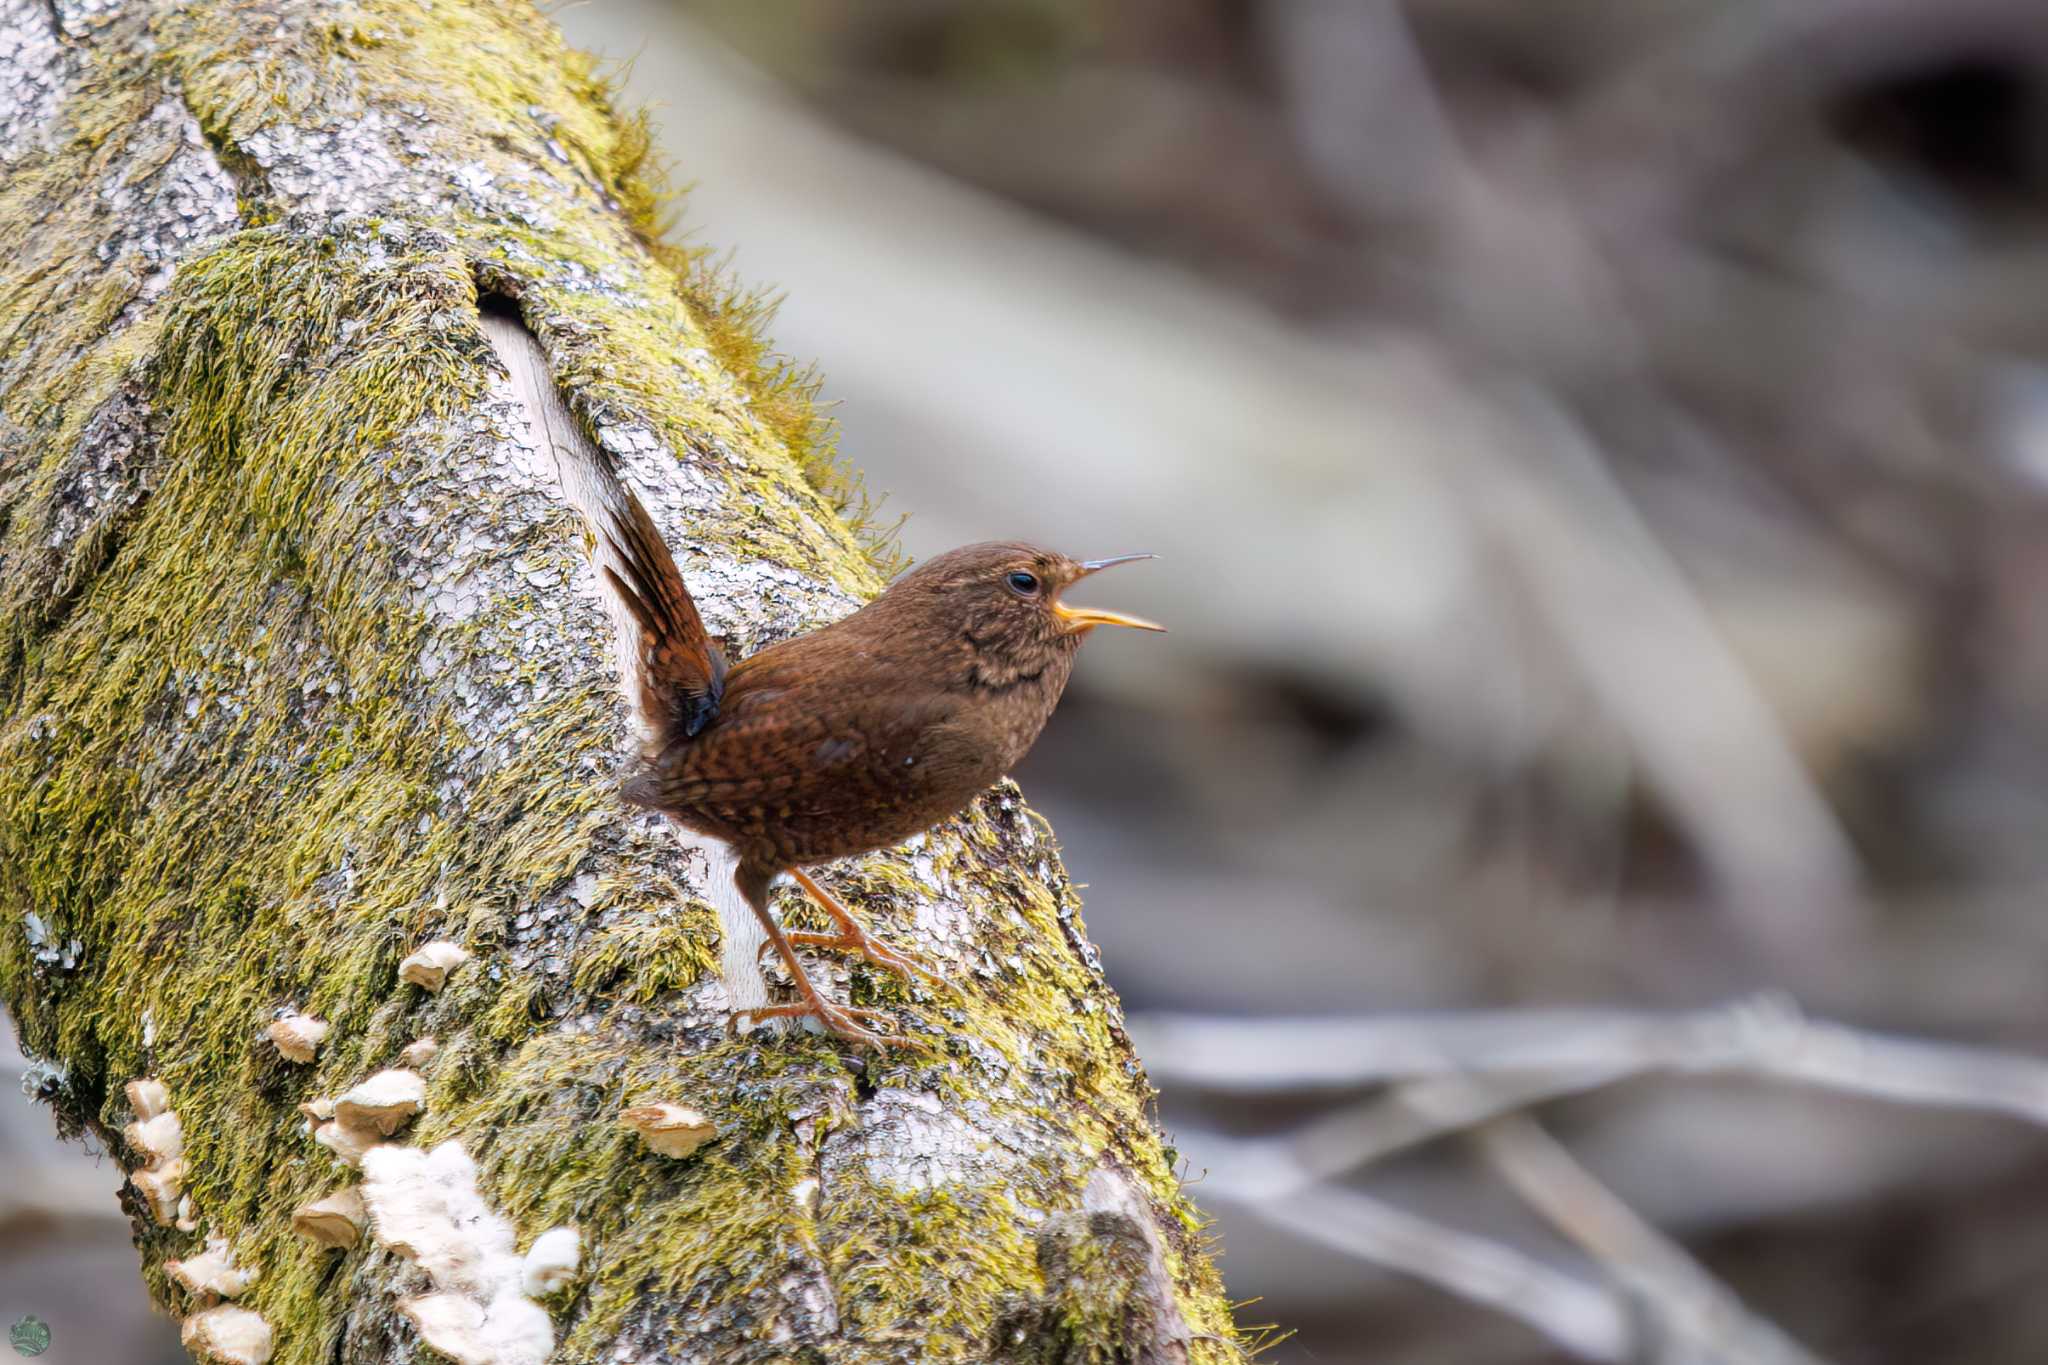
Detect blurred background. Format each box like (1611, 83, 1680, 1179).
(16, 0, 2048, 1360)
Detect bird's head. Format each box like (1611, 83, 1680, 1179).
(886, 541, 1163, 688)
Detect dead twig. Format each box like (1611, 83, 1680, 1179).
(1474, 1113, 1834, 1365)
(1241, 1184, 1632, 1363)
(1131, 992, 2048, 1132)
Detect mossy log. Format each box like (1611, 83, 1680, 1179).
(0, 1, 1234, 1361)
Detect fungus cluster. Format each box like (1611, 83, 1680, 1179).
(306, 1067, 426, 1165)
(127, 1079, 274, 1364)
(122, 1078, 184, 1224)
(271, 939, 575, 1364)
(288, 1037, 438, 1253)
(360, 1140, 578, 1365)
(125, 937, 592, 1364)
(290, 949, 451, 1175)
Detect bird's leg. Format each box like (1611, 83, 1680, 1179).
(736, 881, 910, 1049)
(783, 867, 962, 998)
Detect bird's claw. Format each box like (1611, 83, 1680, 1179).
(785, 928, 964, 999)
(735, 1000, 913, 1050)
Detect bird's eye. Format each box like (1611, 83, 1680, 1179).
(1006, 570, 1041, 597)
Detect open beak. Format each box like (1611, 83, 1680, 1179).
(1052, 554, 1167, 634)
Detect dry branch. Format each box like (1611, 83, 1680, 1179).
(1154, 991, 2048, 1360)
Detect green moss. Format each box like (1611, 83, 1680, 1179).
(1001, 1217, 1158, 1364)
(0, 51, 185, 677)
(827, 1182, 1038, 1349)
(145, 0, 901, 577)
(0, 0, 1231, 1360)
(570, 909, 718, 1005)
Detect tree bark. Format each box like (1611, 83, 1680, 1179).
(0, 2, 1234, 1362)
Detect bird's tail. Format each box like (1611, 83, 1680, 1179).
(589, 482, 727, 746)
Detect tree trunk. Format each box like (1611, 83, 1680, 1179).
(0, 2, 1234, 1362)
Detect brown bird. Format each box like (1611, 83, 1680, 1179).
(593, 488, 1162, 1047)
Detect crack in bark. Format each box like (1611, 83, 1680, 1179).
(792, 1109, 846, 1346)
(172, 79, 273, 208)
(0, 387, 160, 690)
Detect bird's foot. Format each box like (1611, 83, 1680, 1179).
(735, 1000, 912, 1050)
(785, 927, 963, 999)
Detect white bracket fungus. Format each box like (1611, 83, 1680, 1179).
(181, 1305, 273, 1365)
(520, 1226, 580, 1297)
(131, 1161, 187, 1225)
(620, 1103, 718, 1159)
(122, 1076, 184, 1223)
(124, 1109, 184, 1167)
(266, 1013, 329, 1063)
(312, 1119, 383, 1167)
(398, 1293, 554, 1365)
(291, 1187, 367, 1249)
(166, 1236, 259, 1301)
(126, 1076, 171, 1119)
(398, 941, 471, 992)
(335, 1068, 426, 1135)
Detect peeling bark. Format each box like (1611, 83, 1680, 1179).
(0, 2, 1235, 1362)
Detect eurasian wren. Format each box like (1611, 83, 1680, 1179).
(596, 490, 1161, 1047)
